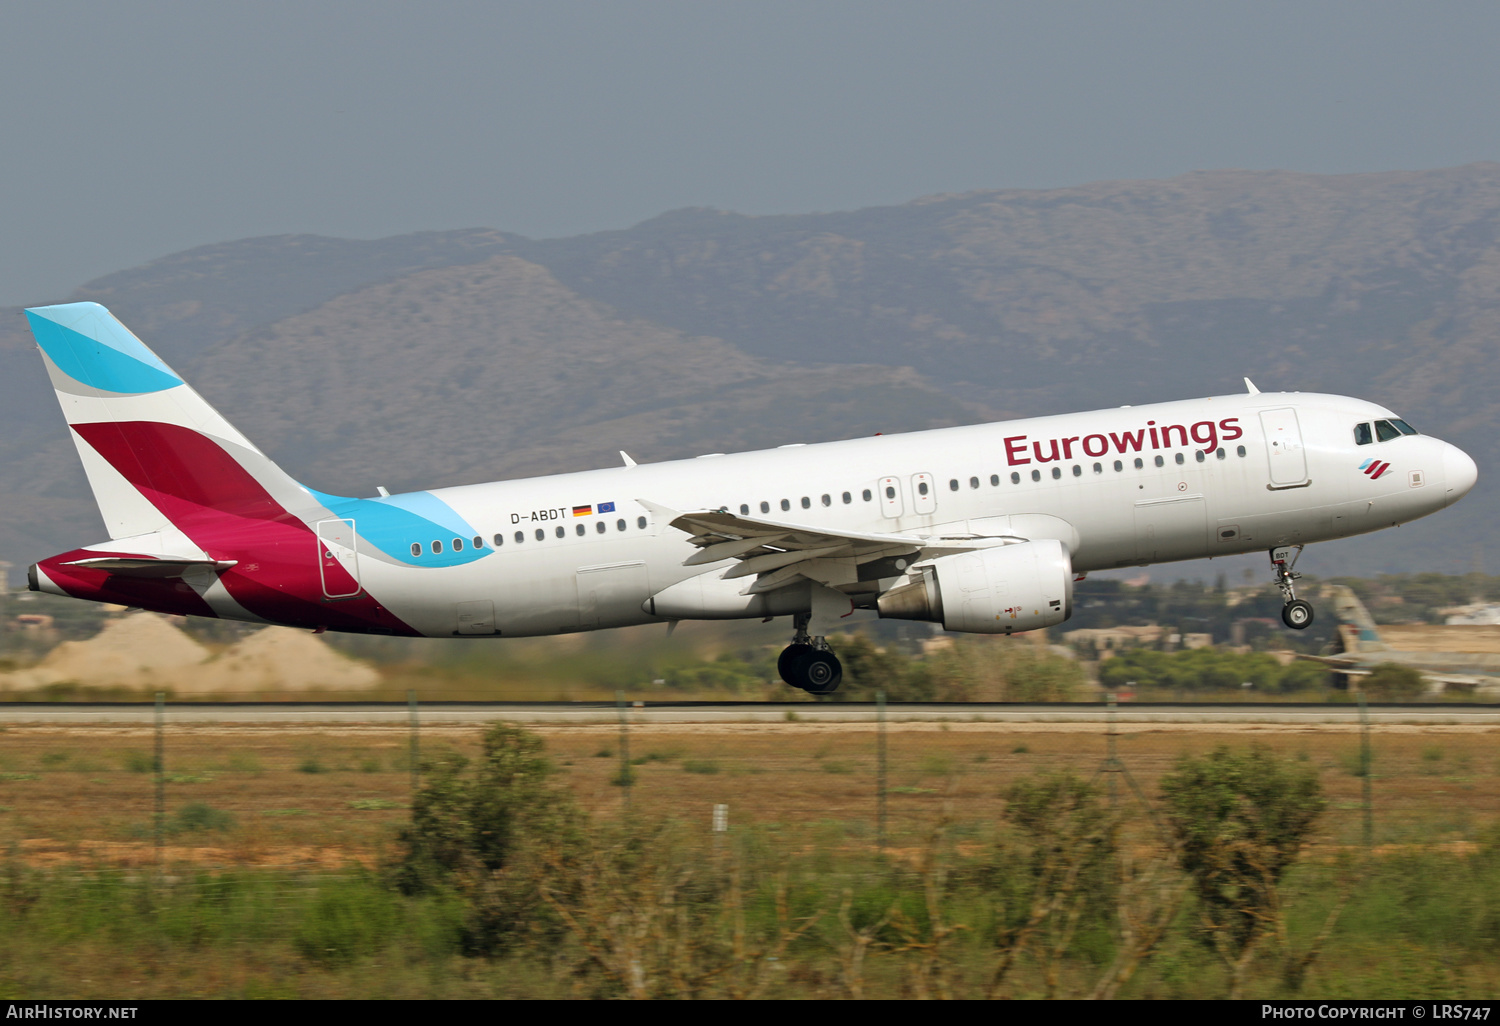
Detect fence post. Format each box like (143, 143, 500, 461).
(616, 689, 632, 811)
(876, 689, 887, 851)
(407, 689, 420, 796)
(1358, 691, 1373, 849)
(153, 691, 165, 866)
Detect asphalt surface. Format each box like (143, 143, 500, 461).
(2, 702, 1498, 725)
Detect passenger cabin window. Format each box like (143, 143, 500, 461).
(862, 489, 873, 502)
(1236, 445, 1247, 457)
(1011, 472, 1021, 484)
(969, 476, 980, 489)
(596, 522, 606, 534)
(638, 516, 648, 529)
(1114, 460, 1123, 471)
(821, 494, 831, 506)
(842, 491, 852, 504)
(616, 519, 626, 531)
(1195, 450, 1205, 463)
(740, 504, 750, 515)
(1354, 423, 1373, 445)
(780, 499, 790, 511)
(1174, 453, 1185, 465)
(452, 538, 464, 551)
(1093, 463, 1102, 474)
(1134, 458, 1144, 469)
(1216, 448, 1226, 460)
(760, 501, 770, 513)
(1031, 469, 1041, 482)
(411, 543, 422, 557)
(493, 534, 504, 547)
(1051, 467, 1062, 479)
(576, 523, 586, 536)
(885, 485, 896, 499)
(918, 481, 929, 496)
(1072, 465, 1081, 477)
(473, 536, 483, 549)
(515, 531, 524, 544)
(535, 529, 545, 541)
(1154, 455, 1165, 467)
(949, 479, 959, 491)
(555, 526, 565, 538)
(1375, 420, 1401, 442)
(432, 540, 443, 554)
(990, 474, 1000, 486)
(800, 496, 810, 509)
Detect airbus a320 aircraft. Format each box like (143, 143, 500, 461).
(22, 302, 1478, 694)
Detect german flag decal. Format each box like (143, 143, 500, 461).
(573, 505, 593, 517)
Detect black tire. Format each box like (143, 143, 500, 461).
(800, 651, 843, 695)
(778, 644, 812, 686)
(1282, 600, 1314, 630)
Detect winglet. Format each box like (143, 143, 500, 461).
(620, 451, 638, 468)
(1244, 377, 1261, 395)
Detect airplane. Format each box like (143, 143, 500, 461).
(1301, 585, 1500, 693)
(21, 302, 1479, 695)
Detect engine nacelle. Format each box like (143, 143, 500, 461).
(876, 539, 1074, 634)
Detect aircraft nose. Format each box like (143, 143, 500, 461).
(1442, 443, 1478, 507)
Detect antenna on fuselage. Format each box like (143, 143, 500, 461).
(1244, 377, 1261, 395)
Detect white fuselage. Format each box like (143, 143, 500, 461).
(351, 391, 1472, 638)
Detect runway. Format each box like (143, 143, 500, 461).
(2, 701, 1498, 726)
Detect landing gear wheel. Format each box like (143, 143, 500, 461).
(1282, 600, 1314, 630)
(778, 643, 812, 684)
(776, 644, 842, 694)
(800, 650, 843, 695)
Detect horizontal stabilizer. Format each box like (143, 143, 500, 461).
(62, 556, 237, 579)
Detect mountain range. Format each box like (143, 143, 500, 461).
(4, 163, 1498, 582)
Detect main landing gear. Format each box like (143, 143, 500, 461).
(778, 611, 843, 695)
(1270, 545, 1315, 630)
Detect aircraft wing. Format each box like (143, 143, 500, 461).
(638, 500, 1026, 595)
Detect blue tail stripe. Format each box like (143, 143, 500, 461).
(25, 303, 182, 394)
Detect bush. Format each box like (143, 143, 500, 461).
(1360, 663, 1426, 700)
(391, 722, 584, 953)
(1159, 744, 1324, 981)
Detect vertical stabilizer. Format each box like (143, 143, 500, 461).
(25, 302, 311, 540)
(1329, 585, 1388, 652)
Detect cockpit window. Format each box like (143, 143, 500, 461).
(1375, 419, 1401, 442)
(1391, 418, 1418, 436)
(1354, 423, 1373, 445)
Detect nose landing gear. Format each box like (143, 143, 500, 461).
(778, 611, 843, 695)
(1270, 545, 1314, 630)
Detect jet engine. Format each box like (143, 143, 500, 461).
(876, 539, 1073, 634)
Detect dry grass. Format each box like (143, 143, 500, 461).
(2, 721, 1497, 866)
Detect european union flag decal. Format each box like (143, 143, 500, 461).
(598, 501, 616, 513)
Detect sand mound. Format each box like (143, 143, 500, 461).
(12, 612, 210, 689)
(189, 626, 380, 693)
(0, 612, 380, 693)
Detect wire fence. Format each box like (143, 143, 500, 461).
(1, 693, 1496, 871)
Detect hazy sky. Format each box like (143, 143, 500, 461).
(3, 1, 1499, 305)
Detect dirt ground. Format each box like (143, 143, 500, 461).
(1, 720, 1496, 867)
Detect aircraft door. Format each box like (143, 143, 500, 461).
(316, 519, 360, 598)
(1260, 408, 1309, 487)
(911, 473, 937, 515)
(878, 476, 904, 519)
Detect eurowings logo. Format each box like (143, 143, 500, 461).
(1359, 458, 1392, 479)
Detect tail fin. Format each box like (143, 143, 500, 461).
(1329, 585, 1388, 652)
(25, 302, 311, 539)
